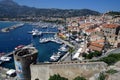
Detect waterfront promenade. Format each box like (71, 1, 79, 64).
(57, 36, 75, 48)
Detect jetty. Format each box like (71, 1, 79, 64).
(1, 23, 24, 32)
(28, 31, 57, 34)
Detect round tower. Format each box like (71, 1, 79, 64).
(13, 46, 38, 80)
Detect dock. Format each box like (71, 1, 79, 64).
(57, 36, 75, 48)
(3, 51, 14, 57)
(28, 31, 57, 34)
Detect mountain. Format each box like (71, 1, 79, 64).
(0, 0, 100, 18)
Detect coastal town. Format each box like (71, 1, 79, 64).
(0, 11, 120, 80)
(0, 0, 120, 80)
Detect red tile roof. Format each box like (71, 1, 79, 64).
(92, 39, 105, 43)
(102, 24, 119, 28)
(90, 42, 104, 48)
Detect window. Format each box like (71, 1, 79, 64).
(17, 58, 20, 61)
(35, 78, 39, 80)
(110, 36, 111, 38)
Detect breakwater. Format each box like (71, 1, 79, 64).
(1, 23, 24, 32)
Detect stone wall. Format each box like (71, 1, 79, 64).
(30, 62, 107, 80)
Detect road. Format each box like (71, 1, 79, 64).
(92, 48, 120, 60)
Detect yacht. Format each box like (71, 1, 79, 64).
(31, 29, 42, 36)
(0, 56, 11, 62)
(39, 38, 49, 43)
(58, 44, 68, 52)
(15, 45, 24, 50)
(50, 52, 61, 61)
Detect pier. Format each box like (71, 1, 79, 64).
(3, 51, 14, 57)
(1, 23, 24, 32)
(28, 31, 57, 34)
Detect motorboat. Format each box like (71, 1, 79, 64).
(32, 29, 42, 36)
(50, 52, 61, 61)
(0, 56, 11, 62)
(58, 44, 68, 52)
(15, 45, 24, 50)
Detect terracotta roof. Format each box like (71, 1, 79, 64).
(89, 45, 103, 51)
(90, 42, 104, 48)
(102, 24, 119, 28)
(92, 39, 105, 43)
(85, 29, 95, 33)
(80, 23, 94, 28)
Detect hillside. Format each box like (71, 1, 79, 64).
(0, 0, 100, 18)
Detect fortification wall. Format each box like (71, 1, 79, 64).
(30, 62, 107, 80)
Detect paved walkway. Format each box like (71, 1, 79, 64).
(57, 37, 75, 48)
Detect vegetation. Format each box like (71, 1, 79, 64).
(100, 53, 120, 65)
(69, 47, 75, 54)
(106, 11, 120, 16)
(97, 72, 106, 80)
(73, 76, 86, 80)
(106, 69, 118, 74)
(49, 74, 68, 80)
(82, 51, 101, 59)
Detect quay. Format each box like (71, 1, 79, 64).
(28, 31, 57, 34)
(1, 23, 24, 32)
(57, 36, 75, 48)
(42, 32, 56, 34)
(3, 51, 14, 57)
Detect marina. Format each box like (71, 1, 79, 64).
(0, 21, 63, 69)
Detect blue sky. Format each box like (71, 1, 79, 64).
(13, 0, 120, 12)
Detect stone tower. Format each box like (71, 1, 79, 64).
(14, 46, 38, 80)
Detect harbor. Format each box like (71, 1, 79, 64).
(0, 21, 63, 69)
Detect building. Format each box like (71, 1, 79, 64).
(13, 46, 38, 80)
(67, 21, 80, 32)
(101, 23, 120, 47)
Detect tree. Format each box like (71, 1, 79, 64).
(97, 73, 106, 80)
(49, 74, 68, 80)
(106, 69, 118, 74)
(73, 76, 86, 80)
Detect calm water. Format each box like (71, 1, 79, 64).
(0, 21, 60, 69)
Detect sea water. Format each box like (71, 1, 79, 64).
(0, 21, 60, 69)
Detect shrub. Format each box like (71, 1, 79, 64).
(97, 72, 106, 80)
(106, 69, 118, 74)
(73, 76, 86, 80)
(49, 74, 68, 80)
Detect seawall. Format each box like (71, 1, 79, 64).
(30, 61, 107, 80)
